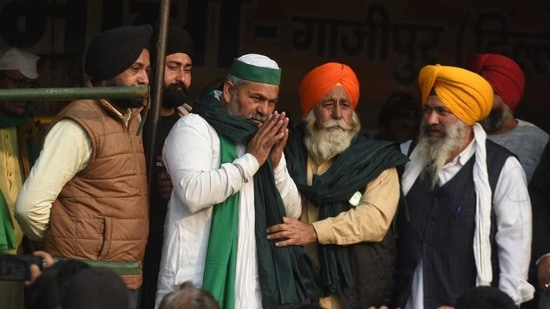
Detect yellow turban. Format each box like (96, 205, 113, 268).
(299, 62, 360, 116)
(418, 64, 493, 125)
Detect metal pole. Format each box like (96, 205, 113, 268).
(146, 0, 170, 192)
(0, 86, 149, 101)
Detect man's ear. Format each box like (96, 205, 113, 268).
(222, 81, 234, 106)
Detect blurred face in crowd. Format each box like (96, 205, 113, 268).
(383, 117, 420, 144)
(0, 69, 38, 116)
(479, 94, 509, 133)
(304, 86, 361, 163)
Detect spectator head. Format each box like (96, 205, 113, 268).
(455, 286, 516, 309)
(159, 281, 219, 309)
(377, 91, 421, 143)
(60, 267, 131, 309)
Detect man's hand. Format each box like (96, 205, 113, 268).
(266, 216, 318, 247)
(269, 111, 289, 169)
(157, 169, 173, 201)
(538, 255, 550, 297)
(247, 111, 286, 166)
(25, 250, 54, 286)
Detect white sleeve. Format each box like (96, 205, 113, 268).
(14, 119, 92, 241)
(163, 115, 259, 214)
(273, 153, 302, 219)
(493, 156, 535, 304)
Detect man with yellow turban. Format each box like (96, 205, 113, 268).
(394, 64, 534, 308)
(266, 62, 408, 308)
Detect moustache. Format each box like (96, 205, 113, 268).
(166, 81, 189, 94)
(246, 113, 267, 123)
(321, 119, 352, 130)
(423, 124, 445, 134)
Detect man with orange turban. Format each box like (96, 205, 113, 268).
(394, 64, 534, 308)
(267, 62, 408, 308)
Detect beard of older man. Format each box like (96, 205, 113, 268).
(303, 110, 361, 164)
(416, 119, 468, 189)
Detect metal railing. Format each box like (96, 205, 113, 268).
(0, 86, 149, 101)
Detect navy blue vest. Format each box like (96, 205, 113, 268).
(394, 140, 514, 308)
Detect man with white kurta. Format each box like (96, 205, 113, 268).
(155, 54, 318, 308)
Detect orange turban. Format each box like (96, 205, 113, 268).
(418, 64, 493, 125)
(468, 53, 525, 110)
(299, 62, 360, 116)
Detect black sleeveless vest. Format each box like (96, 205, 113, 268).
(394, 140, 514, 308)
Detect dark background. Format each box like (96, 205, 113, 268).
(1, 0, 549, 136)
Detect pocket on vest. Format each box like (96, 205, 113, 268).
(97, 217, 112, 259)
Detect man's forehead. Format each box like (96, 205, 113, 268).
(321, 85, 350, 99)
(425, 95, 446, 106)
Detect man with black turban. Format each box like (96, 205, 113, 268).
(394, 64, 534, 308)
(140, 22, 195, 309)
(15, 24, 152, 309)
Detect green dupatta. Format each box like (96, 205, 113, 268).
(0, 190, 16, 253)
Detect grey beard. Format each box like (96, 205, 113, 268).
(416, 120, 467, 189)
(303, 111, 360, 164)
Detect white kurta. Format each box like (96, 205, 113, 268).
(155, 113, 302, 309)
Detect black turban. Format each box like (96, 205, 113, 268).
(151, 19, 195, 63)
(84, 24, 153, 80)
(165, 25, 194, 59)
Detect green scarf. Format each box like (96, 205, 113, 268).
(0, 190, 16, 253)
(202, 135, 239, 308)
(198, 92, 318, 308)
(284, 123, 409, 295)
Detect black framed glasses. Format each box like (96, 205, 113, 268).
(0, 72, 39, 88)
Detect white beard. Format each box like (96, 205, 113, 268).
(416, 120, 467, 189)
(303, 111, 361, 164)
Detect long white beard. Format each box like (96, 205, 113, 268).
(303, 111, 361, 164)
(416, 120, 467, 189)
